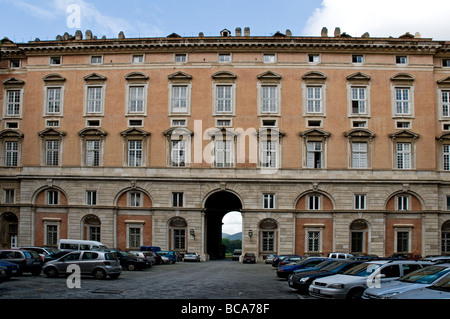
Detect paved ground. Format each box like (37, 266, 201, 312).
(0, 259, 311, 300)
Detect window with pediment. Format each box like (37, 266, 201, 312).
(300, 128, 330, 169)
(347, 72, 371, 118)
(168, 72, 192, 115)
(302, 71, 327, 117)
(84, 73, 107, 116)
(389, 130, 419, 169)
(257, 71, 282, 116)
(391, 73, 415, 118)
(0, 130, 24, 167)
(344, 128, 375, 169)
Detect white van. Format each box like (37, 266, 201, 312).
(328, 252, 354, 259)
(58, 239, 107, 251)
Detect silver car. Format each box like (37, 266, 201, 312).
(363, 263, 450, 299)
(396, 272, 450, 299)
(43, 250, 121, 279)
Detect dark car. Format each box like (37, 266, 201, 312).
(243, 253, 256, 263)
(288, 259, 363, 293)
(0, 260, 20, 279)
(0, 249, 43, 275)
(44, 250, 71, 263)
(0, 266, 7, 283)
(110, 249, 149, 270)
(20, 247, 60, 262)
(272, 255, 302, 268)
(276, 257, 329, 279)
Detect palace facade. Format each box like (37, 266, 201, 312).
(1, 27, 450, 260)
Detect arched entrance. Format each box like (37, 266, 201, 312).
(204, 191, 242, 260)
(81, 214, 101, 241)
(0, 212, 18, 248)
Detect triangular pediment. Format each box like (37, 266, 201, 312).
(168, 71, 192, 81)
(389, 130, 419, 140)
(302, 71, 327, 81)
(3, 77, 25, 86)
(437, 76, 450, 87)
(38, 128, 66, 138)
(120, 127, 150, 137)
(257, 71, 282, 80)
(84, 73, 107, 81)
(0, 129, 24, 139)
(299, 128, 331, 138)
(347, 72, 370, 81)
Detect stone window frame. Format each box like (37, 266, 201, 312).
(300, 128, 330, 169)
(437, 76, 450, 121)
(257, 127, 285, 170)
(83, 73, 107, 117)
(120, 128, 150, 167)
(302, 71, 327, 117)
(436, 132, 450, 171)
(3, 78, 25, 119)
(347, 72, 371, 118)
(78, 127, 107, 167)
(212, 71, 237, 117)
(262, 193, 276, 209)
(389, 130, 419, 170)
(42, 74, 66, 118)
(393, 225, 413, 253)
(208, 127, 238, 168)
(125, 72, 149, 117)
(43, 218, 61, 247)
(344, 128, 375, 169)
(126, 221, 144, 249)
(304, 224, 324, 254)
(164, 127, 193, 168)
(0, 129, 24, 167)
(257, 71, 282, 117)
(168, 72, 192, 116)
(390, 73, 415, 119)
(38, 128, 66, 167)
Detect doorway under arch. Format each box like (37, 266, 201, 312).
(204, 190, 242, 260)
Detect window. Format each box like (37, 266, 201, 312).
(173, 229, 186, 250)
(443, 59, 450, 67)
(128, 227, 142, 249)
(129, 192, 141, 207)
(45, 224, 58, 246)
(263, 54, 276, 63)
(46, 120, 60, 127)
(351, 142, 367, 169)
(262, 231, 275, 251)
(87, 87, 103, 114)
(351, 87, 367, 115)
(444, 145, 450, 171)
(441, 90, 450, 118)
(215, 140, 233, 167)
(172, 85, 188, 113)
(4, 189, 15, 204)
(218, 53, 231, 62)
(261, 86, 278, 113)
(90, 56, 102, 64)
(216, 85, 233, 113)
(172, 192, 183, 207)
(395, 88, 411, 115)
(306, 87, 322, 114)
(128, 140, 142, 167)
(50, 56, 61, 65)
(354, 194, 366, 210)
(260, 140, 277, 168)
(86, 190, 97, 205)
(171, 140, 186, 167)
(47, 190, 59, 205)
(263, 194, 275, 209)
(172, 119, 187, 127)
(128, 119, 143, 127)
(396, 231, 410, 253)
(216, 119, 231, 127)
(128, 86, 145, 114)
(352, 55, 364, 63)
(132, 55, 144, 63)
(308, 54, 320, 63)
(307, 141, 322, 168)
(45, 140, 59, 166)
(396, 56, 407, 64)
(397, 195, 409, 211)
(307, 231, 320, 252)
(308, 195, 320, 210)
(175, 54, 187, 63)
(46, 87, 62, 115)
(9, 60, 20, 68)
(396, 142, 411, 169)
(5, 141, 18, 167)
(6, 90, 21, 117)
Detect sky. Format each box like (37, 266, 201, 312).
(2, 0, 450, 42)
(222, 211, 242, 235)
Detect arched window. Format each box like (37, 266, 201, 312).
(350, 219, 369, 254)
(442, 220, 450, 255)
(82, 214, 101, 242)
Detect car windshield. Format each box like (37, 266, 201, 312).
(320, 261, 346, 271)
(428, 273, 450, 292)
(400, 266, 450, 284)
(343, 262, 383, 277)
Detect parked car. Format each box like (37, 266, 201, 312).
(264, 254, 277, 264)
(0, 249, 43, 276)
(20, 247, 60, 262)
(58, 239, 107, 251)
(362, 263, 450, 299)
(43, 250, 121, 279)
(395, 272, 450, 299)
(108, 249, 150, 270)
(277, 255, 303, 267)
(0, 260, 20, 279)
(309, 260, 432, 299)
(272, 255, 302, 268)
(232, 249, 242, 261)
(421, 255, 450, 264)
(276, 257, 329, 279)
(131, 251, 156, 266)
(328, 252, 354, 259)
(0, 266, 7, 284)
(44, 250, 71, 263)
(387, 253, 423, 260)
(243, 253, 256, 263)
(184, 252, 201, 262)
(288, 260, 363, 293)
(157, 251, 177, 264)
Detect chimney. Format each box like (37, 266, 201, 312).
(321, 27, 328, 37)
(235, 27, 242, 37)
(334, 27, 341, 37)
(244, 27, 250, 37)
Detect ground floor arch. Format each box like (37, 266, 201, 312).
(204, 190, 242, 260)
(0, 212, 18, 248)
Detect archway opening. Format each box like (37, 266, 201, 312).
(0, 212, 18, 248)
(204, 191, 242, 260)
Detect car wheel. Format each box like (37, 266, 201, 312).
(127, 263, 136, 271)
(93, 268, 107, 280)
(44, 267, 59, 278)
(346, 288, 364, 299)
